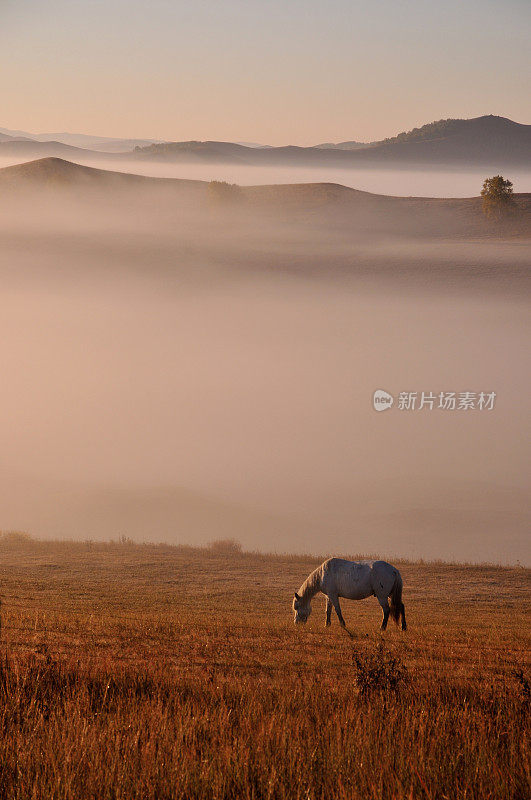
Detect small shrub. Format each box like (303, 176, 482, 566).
(207, 538, 243, 555)
(0, 530, 34, 547)
(207, 181, 243, 204)
(353, 641, 408, 696)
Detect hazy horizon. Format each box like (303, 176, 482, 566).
(1, 111, 530, 150)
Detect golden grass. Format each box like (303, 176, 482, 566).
(0, 536, 529, 799)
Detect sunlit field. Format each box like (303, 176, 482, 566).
(0, 534, 529, 800)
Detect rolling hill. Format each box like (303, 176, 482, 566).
(0, 157, 529, 241)
(0, 156, 201, 190)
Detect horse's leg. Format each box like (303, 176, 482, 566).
(325, 597, 333, 627)
(379, 598, 390, 631)
(400, 603, 407, 631)
(330, 595, 346, 628)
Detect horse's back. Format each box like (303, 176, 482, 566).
(322, 557, 372, 570)
(321, 558, 399, 600)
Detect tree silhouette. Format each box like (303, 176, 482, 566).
(481, 175, 516, 220)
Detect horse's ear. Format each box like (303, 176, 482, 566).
(294, 592, 300, 600)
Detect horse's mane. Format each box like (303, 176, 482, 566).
(298, 566, 322, 602)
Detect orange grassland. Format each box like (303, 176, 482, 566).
(0, 534, 529, 800)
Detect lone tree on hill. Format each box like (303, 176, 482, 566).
(481, 175, 516, 220)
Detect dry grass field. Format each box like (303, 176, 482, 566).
(0, 533, 529, 800)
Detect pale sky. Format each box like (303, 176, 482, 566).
(0, 0, 529, 145)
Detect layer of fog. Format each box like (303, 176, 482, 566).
(0, 189, 529, 564)
(1, 153, 530, 197)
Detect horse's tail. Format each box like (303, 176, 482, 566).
(389, 570, 404, 627)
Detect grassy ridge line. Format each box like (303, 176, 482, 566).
(0, 531, 528, 568)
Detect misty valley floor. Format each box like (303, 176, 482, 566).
(0, 538, 529, 800)
(0, 203, 529, 562)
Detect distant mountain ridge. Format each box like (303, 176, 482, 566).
(133, 116, 531, 168)
(0, 115, 529, 169)
(0, 126, 161, 152)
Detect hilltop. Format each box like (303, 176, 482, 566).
(0, 156, 203, 191)
(319, 115, 529, 150)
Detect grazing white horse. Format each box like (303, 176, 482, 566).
(292, 558, 407, 631)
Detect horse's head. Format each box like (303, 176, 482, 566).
(292, 592, 311, 624)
